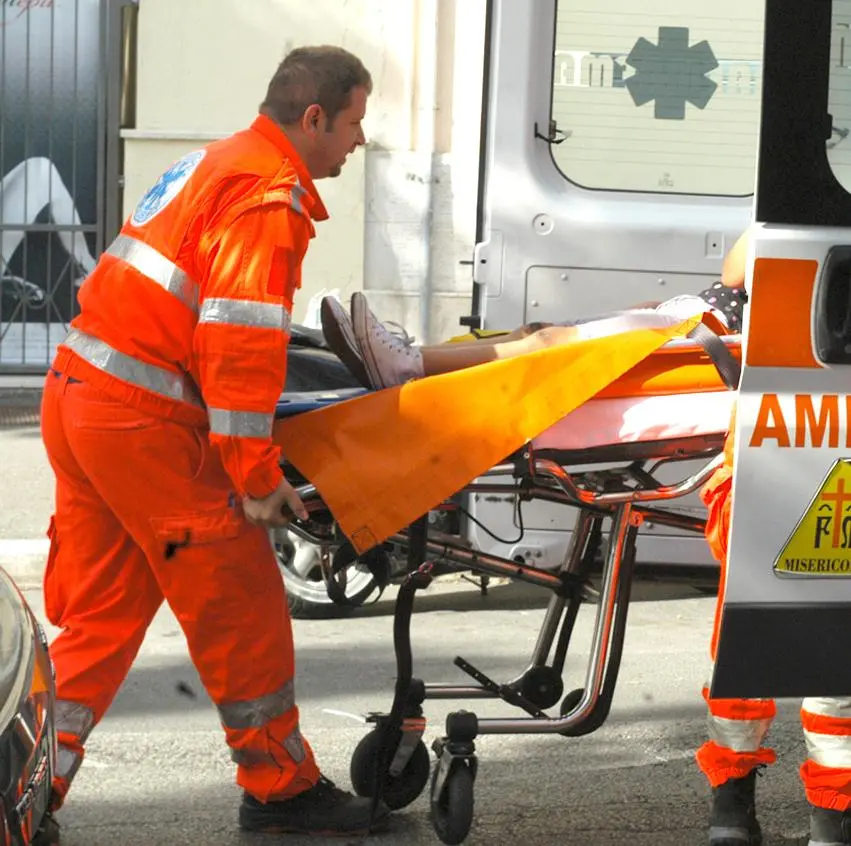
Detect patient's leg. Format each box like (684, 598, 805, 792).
(345, 293, 582, 388)
(421, 324, 580, 374)
(321, 294, 568, 388)
(321, 292, 690, 390)
(440, 321, 555, 348)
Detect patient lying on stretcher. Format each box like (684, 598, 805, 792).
(321, 230, 749, 391)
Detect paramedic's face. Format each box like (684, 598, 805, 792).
(316, 87, 368, 179)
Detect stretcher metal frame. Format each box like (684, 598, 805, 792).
(276, 337, 735, 844)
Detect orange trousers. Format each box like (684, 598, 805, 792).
(698, 455, 851, 811)
(40, 369, 320, 807)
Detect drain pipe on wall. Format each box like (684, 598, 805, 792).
(413, 0, 439, 344)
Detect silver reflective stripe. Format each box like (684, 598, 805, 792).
(230, 726, 306, 767)
(62, 328, 204, 408)
(108, 234, 198, 312)
(707, 714, 771, 753)
(56, 746, 83, 783)
(291, 180, 306, 215)
(54, 699, 94, 742)
(803, 729, 851, 769)
(199, 297, 291, 332)
(802, 697, 851, 768)
(803, 697, 851, 718)
(283, 726, 306, 764)
(208, 408, 274, 439)
(217, 680, 295, 730)
(707, 827, 753, 843)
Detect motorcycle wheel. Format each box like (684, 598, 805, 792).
(272, 529, 379, 619)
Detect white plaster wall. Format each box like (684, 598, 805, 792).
(123, 0, 486, 339)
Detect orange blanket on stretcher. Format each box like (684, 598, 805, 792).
(272, 314, 738, 554)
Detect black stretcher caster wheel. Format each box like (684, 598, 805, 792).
(560, 687, 585, 716)
(430, 761, 475, 845)
(350, 728, 431, 810)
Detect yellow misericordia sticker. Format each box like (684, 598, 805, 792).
(774, 459, 851, 577)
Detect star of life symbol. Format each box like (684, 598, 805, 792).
(774, 459, 851, 577)
(131, 149, 206, 227)
(624, 26, 719, 120)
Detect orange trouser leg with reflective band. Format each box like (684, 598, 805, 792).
(697, 455, 851, 811)
(40, 370, 320, 807)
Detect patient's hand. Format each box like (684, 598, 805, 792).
(243, 478, 308, 527)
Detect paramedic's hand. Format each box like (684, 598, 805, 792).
(243, 478, 309, 527)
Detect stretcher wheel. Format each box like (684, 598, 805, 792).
(517, 666, 564, 709)
(560, 687, 585, 716)
(350, 729, 431, 810)
(430, 762, 474, 846)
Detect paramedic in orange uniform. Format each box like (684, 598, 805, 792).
(702, 229, 851, 846)
(39, 45, 390, 837)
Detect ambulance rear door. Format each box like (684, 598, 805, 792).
(465, 0, 764, 574)
(712, 0, 851, 699)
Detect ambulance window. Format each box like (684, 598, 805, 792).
(827, 0, 851, 191)
(550, 1, 765, 196)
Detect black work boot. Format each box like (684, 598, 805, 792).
(709, 769, 762, 845)
(809, 806, 851, 845)
(238, 775, 391, 837)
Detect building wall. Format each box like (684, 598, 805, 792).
(123, 0, 486, 340)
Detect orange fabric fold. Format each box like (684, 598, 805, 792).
(274, 315, 722, 554)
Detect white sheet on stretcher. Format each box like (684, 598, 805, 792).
(531, 390, 736, 452)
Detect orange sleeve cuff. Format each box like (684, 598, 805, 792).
(213, 435, 283, 499)
(241, 456, 284, 500)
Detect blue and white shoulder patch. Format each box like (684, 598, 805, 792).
(131, 149, 207, 227)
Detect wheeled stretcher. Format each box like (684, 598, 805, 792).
(272, 318, 740, 845)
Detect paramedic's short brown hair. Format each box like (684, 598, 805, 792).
(261, 46, 373, 127)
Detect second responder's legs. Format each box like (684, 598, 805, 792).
(698, 464, 776, 845)
(799, 697, 851, 845)
(698, 691, 851, 845)
(698, 682, 776, 846)
(55, 377, 387, 834)
(697, 583, 777, 846)
(40, 370, 165, 808)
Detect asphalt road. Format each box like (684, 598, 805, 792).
(0, 422, 812, 845)
(20, 579, 813, 846)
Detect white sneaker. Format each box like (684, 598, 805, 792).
(319, 296, 371, 388)
(350, 292, 424, 389)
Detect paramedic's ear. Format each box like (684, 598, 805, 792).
(721, 228, 750, 289)
(302, 104, 323, 137)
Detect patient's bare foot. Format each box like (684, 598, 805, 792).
(319, 296, 372, 388)
(350, 292, 424, 389)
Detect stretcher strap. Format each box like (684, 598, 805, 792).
(687, 323, 741, 389)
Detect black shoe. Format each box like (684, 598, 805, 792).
(709, 769, 763, 845)
(809, 806, 851, 845)
(238, 775, 391, 837)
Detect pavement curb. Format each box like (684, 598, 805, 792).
(0, 540, 49, 588)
